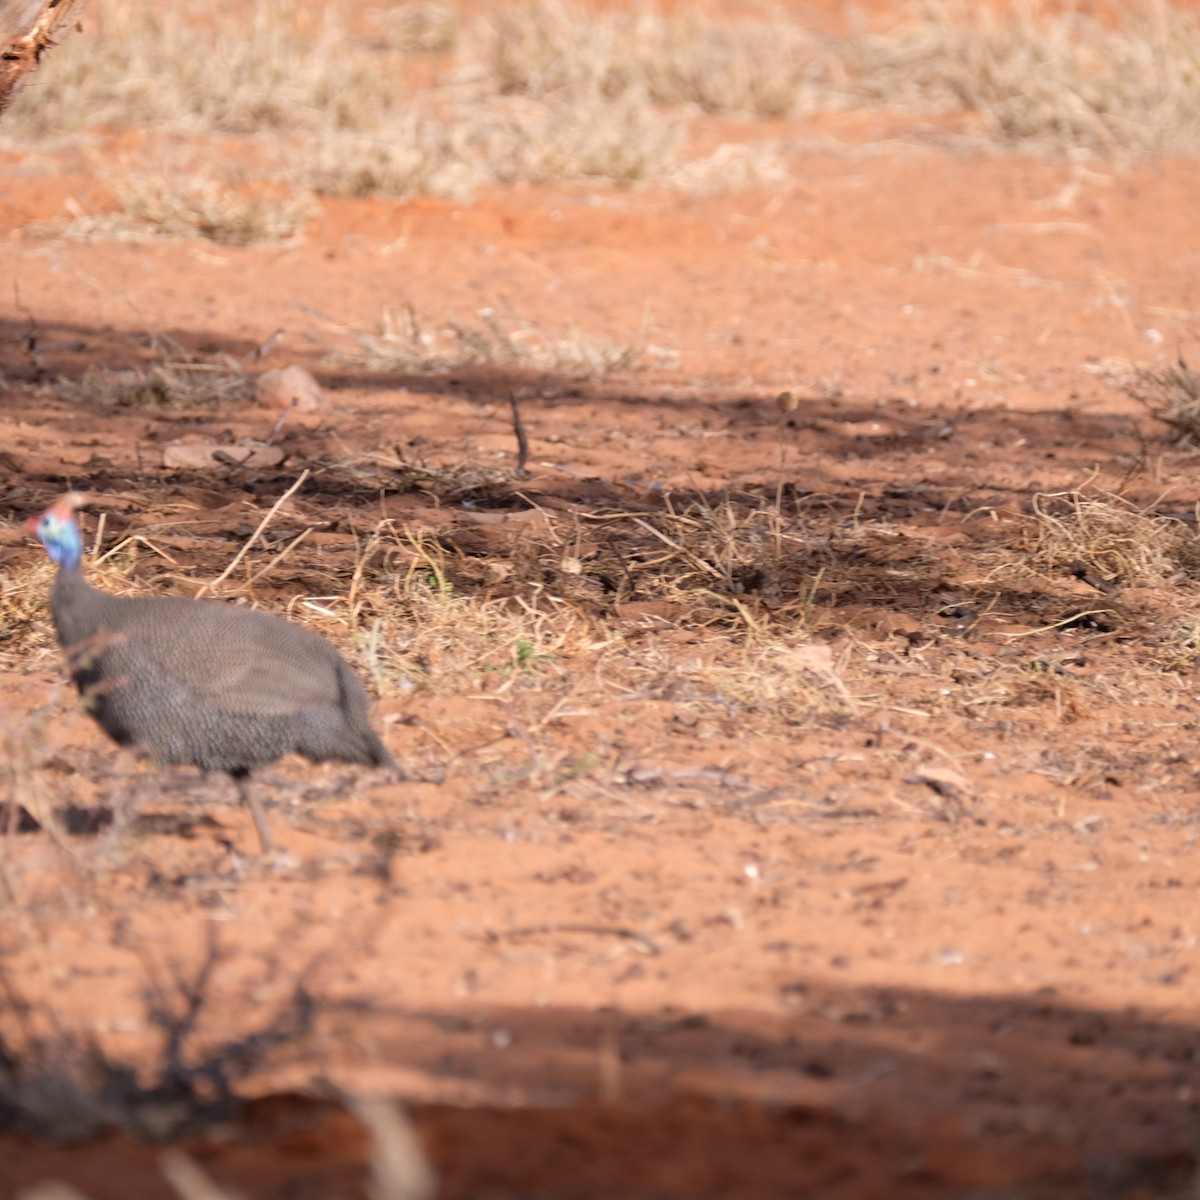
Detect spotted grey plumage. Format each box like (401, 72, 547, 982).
(27, 493, 395, 852)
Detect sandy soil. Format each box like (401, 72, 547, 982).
(3, 77, 1200, 1200)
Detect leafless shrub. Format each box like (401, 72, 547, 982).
(0, 930, 312, 1142)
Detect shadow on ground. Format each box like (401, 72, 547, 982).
(1, 975, 1197, 1199)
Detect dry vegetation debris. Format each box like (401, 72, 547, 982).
(53, 339, 253, 410)
(4, 0, 1200, 227)
(1127, 358, 1200, 446)
(52, 173, 316, 247)
(335, 306, 655, 379)
(1023, 490, 1200, 586)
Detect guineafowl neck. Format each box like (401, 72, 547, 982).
(51, 564, 114, 649)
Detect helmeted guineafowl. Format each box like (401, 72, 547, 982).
(27, 492, 396, 853)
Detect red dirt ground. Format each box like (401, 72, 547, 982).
(4, 50, 1200, 1200)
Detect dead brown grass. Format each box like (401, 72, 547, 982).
(1, 1, 410, 139)
(4, 474, 846, 714)
(54, 339, 252, 411)
(4, 0, 1197, 213)
(296, 93, 683, 199)
(52, 173, 316, 247)
(480, 0, 1200, 156)
(1129, 359, 1200, 446)
(13, 451, 1200, 828)
(1022, 490, 1197, 585)
(334, 306, 662, 379)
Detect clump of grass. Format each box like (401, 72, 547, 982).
(1023, 490, 1196, 585)
(1, 1, 411, 138)
(367, 0, 458, 55)
(1128, 358, 1200, 445)
(351, 493, 822, 635)
(6, 0, 1196, 210)
(665, 141, 792, 195)
(55, 338, 251, 410)
(5, 0, 683, 192)
(0, 558, 57, 666)
(292, 119, 481, 201)
(336, 305, 652, 379)
(1158, 618, 1200, 671)
(483, 0, 1200, 156)
(295, 91, 682, 198)
(908, 2, 1200, 156)
(340, 519, 849, 726)
(482, 1, 820, 118)
(330, 528, 588, 697)
(681, 641, 854, 720)
(573, 496, 821, 628)
(55, 173, 315, 246)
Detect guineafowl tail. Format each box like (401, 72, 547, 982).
(366, 730, 399, 773)
(332, 656, 400, 774)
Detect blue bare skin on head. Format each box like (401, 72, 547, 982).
(34, 510, 84, 570)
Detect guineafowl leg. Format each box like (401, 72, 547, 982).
(231, 769, 273, 854)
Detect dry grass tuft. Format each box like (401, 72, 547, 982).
(0, 559, 56, 666)
(481, 0, 818, 119)
(5, 0, 1195, 211)
(1022, 490, 1196, 585)
(1, 1, 410, 139)
(332, 519, 849, 723)
(293, 92, 682, 198)
(664, 141, 793, 195)
(53, 173, 315, 246)
(1157, 617, 1200, 671)
(567, 496, 819, 626)
(834, 2, 1200, 155)
(5, 0, 683, 193)
(481, 0, 1200, 156)
(1128, 358, 1200, 445)
(54, 339, 252, 411)
(345, 493, 824, 639)
(367, 0, 458, 55)
(336, 306, 658, 379)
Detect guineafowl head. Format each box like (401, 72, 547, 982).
(26, 493, 88, 569)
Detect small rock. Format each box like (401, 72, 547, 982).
(256, 364, 327, 430)
(908, 765, 970, 800)
(163, 438, 284, 470)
